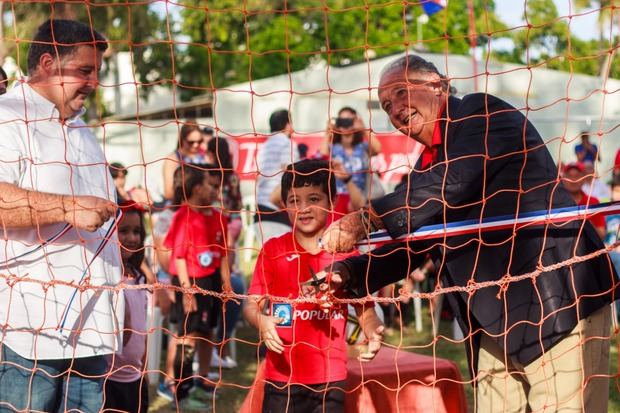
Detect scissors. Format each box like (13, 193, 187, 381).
(303, 266, 323, 294)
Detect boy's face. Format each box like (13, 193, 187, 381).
(612, 185, 620, 202)
(197, 174, 221, 206)
(285, 184, 331, 237)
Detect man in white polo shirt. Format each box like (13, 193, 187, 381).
(0, 19, 122, 413)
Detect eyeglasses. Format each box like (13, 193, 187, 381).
(185, 139, 202, 146)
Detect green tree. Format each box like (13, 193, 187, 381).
(572, 0, 618, 77)
(177, 0, 509, 100)
(421, 0, 508, 55)
(491, 0, 611, 77)
(1, 1, 168, 111)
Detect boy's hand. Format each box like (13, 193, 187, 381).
(259, 315, 285, 354)
(358, 325, 384, 362)
(182, 293, 197, 314)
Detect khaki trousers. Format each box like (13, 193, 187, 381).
(475, 305, 611, 413)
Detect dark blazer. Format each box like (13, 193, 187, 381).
(340, 93, 617, 370)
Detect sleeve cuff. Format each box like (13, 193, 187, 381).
(371, 193, 411, 239)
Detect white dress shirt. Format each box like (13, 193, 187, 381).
(0, 82, 123, 360)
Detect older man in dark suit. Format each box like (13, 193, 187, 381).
(317, 54, 617, 412)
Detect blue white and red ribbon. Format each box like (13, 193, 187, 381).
(57, 209, 123, 330)
(359, 201, 620, 247)
(3, 223, 73, 265)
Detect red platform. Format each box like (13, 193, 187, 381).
(344, 346, 467, 413)
(240, 347, 467, 412)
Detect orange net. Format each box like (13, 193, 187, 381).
(0, 1, 618, 412)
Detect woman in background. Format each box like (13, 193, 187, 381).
(162, 120, 208, 202)
(321, 106, 381, 212)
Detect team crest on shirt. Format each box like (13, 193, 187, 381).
(198, 251, 213, 268)
(272, 303, 293, 327)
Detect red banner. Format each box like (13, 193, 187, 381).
(230, 132, 423, 185)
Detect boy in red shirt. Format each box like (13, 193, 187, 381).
(163, 163, 230, 404)
(244, 159, 384, 412)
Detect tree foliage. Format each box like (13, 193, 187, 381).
(1, 0, 617, 104)
(3, 2, 161, 69)
(490, 0, 617, 78)
(174, 0, 510, 99)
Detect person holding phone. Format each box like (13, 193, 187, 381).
(321, 107, 381, 212)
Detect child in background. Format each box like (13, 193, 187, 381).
(562, 162, 606, 239)
(244, 159, 384, 413)
(206, 136, 245, 369)
(153, 166, 182, 402)
(606, 176, 620, 275)
(606, 177, 620, 321)
(104, 201, 149, 413)
(163, 163, 230, 407)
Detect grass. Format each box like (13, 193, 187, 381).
(147, 302, 620, 412)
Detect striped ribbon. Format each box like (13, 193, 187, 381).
(359, 201, 620, 247)
(3, 223, 73, 265)
(57, 209, 123, 330)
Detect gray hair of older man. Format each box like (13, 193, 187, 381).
(380, 54, 457, 96)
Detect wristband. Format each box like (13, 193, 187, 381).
(342, 175, 353, 184)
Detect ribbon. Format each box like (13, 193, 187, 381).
(360, 201, 620, 247)
(57, 209, 123, 330)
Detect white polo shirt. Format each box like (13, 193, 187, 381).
(0, 82, 123, 360)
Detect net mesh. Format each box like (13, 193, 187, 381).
(0, 1, 618, 412)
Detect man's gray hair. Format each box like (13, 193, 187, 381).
(381, 54, 455, 94)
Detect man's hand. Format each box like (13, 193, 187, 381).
(259, 315, 285, 354)
(63, 195, 117, 232)
(321, 211, 366, 253)
(301, 270, 347, 313)
(358, 325, 384, 362)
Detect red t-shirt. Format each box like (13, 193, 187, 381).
(577, 192, 605, 230)
(328, 193, 351, 225)
(164, 205, 228, 279)
(248, 232, 357, 384)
